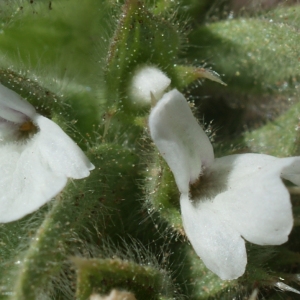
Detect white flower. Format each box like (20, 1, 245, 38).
(0, 83, 94, 223)
(149, 89, 300, 280)
(128, 66, 171, 106)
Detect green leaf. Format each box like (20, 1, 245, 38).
(245, 101, 300, 157)
(0, 69, 61, 117)
(144, 151, 183, 233)
(0, 0, 113, 85)
(104, 0, 180, 112)
(0, 144, 140, 299)
(187, 17, 300, 95)
(174, 65, 226, 89)
(73, 257, 177, 300)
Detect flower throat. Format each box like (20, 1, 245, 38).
(18, 120, 38, 140)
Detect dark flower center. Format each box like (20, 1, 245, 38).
(18, 120, 38, 139)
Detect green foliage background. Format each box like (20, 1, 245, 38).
(0, 0, 300, 299)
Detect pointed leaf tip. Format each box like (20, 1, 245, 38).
(195, 68, 227, 86)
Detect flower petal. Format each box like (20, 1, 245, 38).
(281, 157, 300, 186)
(149, 89, 214, 193)
(207, 154, 295, 245)
(0, 115, 94, 222)
(34, 115, 95, 178)
(0, 142, 67, 222)
(0, 117, 19, 140)
(180, 194, 246, 280)
(0, 83, 36, 122)
(129, 66, 171, 105)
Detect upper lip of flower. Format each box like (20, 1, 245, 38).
(149, 88, 299, 280)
